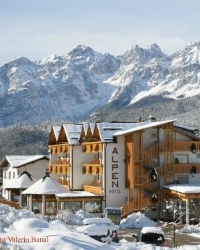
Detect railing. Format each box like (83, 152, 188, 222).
(120, 189, 165, 218)
(48, 144, 70, 154)
(120, 198, 150, 217)
(171, 163, 200, 174)
(82, 158, 102, 175)
(82, 142, 102, 153)
(0, 199, 19, 209)
(173, 141, 200, 151)
(48, 164, 70, 174)
(82, 185, 103, 195)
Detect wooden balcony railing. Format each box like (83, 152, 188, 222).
(48, 157, 70, 174)
(120, 198, 150, 217)
(134, 164, 171, 186)
(48, 144, 70, 154)
(120, 189, 165, 218)
(173, 141, 200, 151)
(82, 142, 102, 153)
(48, 164, 70, 174)
(170, 163, 200, 174)
(82, 185, 103, 195)
(82, 158, 102, 175)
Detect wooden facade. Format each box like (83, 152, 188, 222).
(120, 122, 200, 218)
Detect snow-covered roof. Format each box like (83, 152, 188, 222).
(0, 155, 49, 168)
(4, 171, 37, 189)
(89, 123, 96, 134)
(62, 123, 82, 145)
(56, 191, 103, 198)
(164, 184, 200, 194)
(97, 122, 137, 142)
(174, 125, 200, 140)
(82, 123, 89, 134)
(22, 176, 70, 195)
(53, 126, 61, 141)
(114, 120, 176, 136)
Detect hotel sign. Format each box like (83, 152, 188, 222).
(109, 147, 121, 194)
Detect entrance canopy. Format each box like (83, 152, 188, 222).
(164, 184, 200, 200)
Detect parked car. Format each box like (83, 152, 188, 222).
(76, 218, 120, 243)
(132, 226, 166, 246)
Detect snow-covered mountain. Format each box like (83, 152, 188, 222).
(1, 42, 200, 127)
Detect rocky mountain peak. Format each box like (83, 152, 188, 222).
(1, 42, 200, 127)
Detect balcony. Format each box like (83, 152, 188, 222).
(173, 141, 200, 152)
(82, 142, 102, 153)
(48, 158, 70, 174)
(133, 164, 172, 187)
(82, 175, 103, 195)
(49, 144, 70, 154)
(170, 163, 200, 174)
(82, 158, 102, 175)
(82, 185, 103, 195)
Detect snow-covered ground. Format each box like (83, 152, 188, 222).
(0, 204, 200, 249)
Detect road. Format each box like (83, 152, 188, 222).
(119, 224, 200, 248)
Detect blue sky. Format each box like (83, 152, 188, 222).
(0, 0, 200, 66)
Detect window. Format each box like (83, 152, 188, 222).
(150, 131, 157, 139)
(46, 201, 57, 214)
(8, 172, 11, 179)
(176, 175, 189, 184)
(84, 201, 101, 213)
(13, 172, 15, 179)
(175, 155, 189, 164)
(32, 202, 42, 214)
(64, 202, 81, 212)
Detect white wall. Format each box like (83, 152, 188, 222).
(72, 145, 95, 190)
(174, 132, 193, 141)
(2, 159, 48, 199)
(104, 136, 127, 207)
(3, 165, 18, 198)
(143, 127, 158, 149)
(19, 159, 48, 179)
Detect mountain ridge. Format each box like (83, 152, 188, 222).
(0, 42, 200, 128)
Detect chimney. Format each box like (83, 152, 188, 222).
(149, 115, 156, 122)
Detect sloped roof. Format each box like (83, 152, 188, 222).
(4, 171, 37, 189)
(48, 126, 61, 145)
(164, 184, 200, 194)
(62, 123, 82, 145)
(22, 176, 71, 195)
(0, 155, 49, 168)
(97, 122, 138, 142)
(175, 124, 199, 135)
(174, 124, 200, 140)
(53, 126, 62, 141)
(56, 191, 102, 198)
(114, 120, 176, 136)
